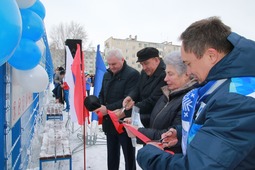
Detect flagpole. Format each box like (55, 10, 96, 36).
(83, 121, 86, 170)
(68, 42, 88, 169)
(81, 51, 86, 170)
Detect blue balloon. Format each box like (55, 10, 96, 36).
(21, 9, 44, 41)
(8, 38, 42, 70)
(28, 0, 46, 19)
(0, 0, 22, 66)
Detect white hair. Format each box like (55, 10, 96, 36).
(106, 48, 124, 60)
(163, 51, 187, 75)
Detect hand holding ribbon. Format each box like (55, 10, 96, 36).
(84, 95, 175, 154)
(161, 128, 178, 148)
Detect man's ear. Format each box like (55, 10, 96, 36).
(154, 57, 160, 63)
(206, 48, 220, 65)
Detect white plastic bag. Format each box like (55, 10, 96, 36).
(131, 106, 143, 146)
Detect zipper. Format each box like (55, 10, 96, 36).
(151, 101, 170, 127)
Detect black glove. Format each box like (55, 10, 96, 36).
(84, 95, 101, 111)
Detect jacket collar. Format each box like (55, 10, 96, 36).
(205, 32, 255, 83)
(107, 60, 127, 77)
(161, 79, 197, 101)
(151, 58, 166, 77)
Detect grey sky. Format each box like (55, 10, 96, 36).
(41, 0, 255, 50)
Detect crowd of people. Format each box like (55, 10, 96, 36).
(54, 16, 255, 170)
(93, 16, 255, 170)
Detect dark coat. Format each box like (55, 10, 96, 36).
(99, 61, 140, 134)
(129, 59, 166, 127)
(137, 33, 255, 169)
(138, 82, 196, 153)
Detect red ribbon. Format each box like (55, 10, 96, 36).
(96, 110, 124, 134)
(124, 123, 174, 155)
(122, 123, 151, 143)
(96, 111, 103, 125)
(96, 110, 175, 155)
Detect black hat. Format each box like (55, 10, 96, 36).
(60, 70, 66, 75)
(137, 47, 159, 62)
(58, 66, 65, 71)
(84, 95, 101, 111)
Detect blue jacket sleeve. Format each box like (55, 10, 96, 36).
(137, 144, 175, 170)
(137, 93, 255, 169)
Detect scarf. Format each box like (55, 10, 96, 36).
(181, 79, 226, 155)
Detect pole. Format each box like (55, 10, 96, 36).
(81, 50, 86, 170)
(83, 122, 86, 169)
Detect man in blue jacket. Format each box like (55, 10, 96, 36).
(137, 16, 255, 169)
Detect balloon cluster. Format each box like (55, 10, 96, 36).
(0, 0, 49, 93)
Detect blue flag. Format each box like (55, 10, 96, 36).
(92, 45, 106, 121)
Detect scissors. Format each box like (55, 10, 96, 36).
(121, 107, 125, 114)
(148, 135, 169, 144)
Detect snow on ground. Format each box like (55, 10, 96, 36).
(70, 122, 143, 170)
(27, 86, 143, 170)
(27, 97, 143, 170)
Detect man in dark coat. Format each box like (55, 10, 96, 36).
(95, 49, 139, 170)
(137, 17, 255, 170)
(123, 47, 166, 128)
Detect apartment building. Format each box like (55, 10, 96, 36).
(104, 35, 181, 70)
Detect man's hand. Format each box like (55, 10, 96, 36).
(94, 105, 107, 115)
(161, 128, 178, 148)
(124, 124, 138, 138)
(113, 109, 125, 119)
(123, 117, 132, 124)
(123, 96, 135, 110)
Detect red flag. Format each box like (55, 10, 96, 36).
(71, 44, 86, 125)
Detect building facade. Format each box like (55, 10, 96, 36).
(84, 49, 96, 74)
(51, 36, 180, 73)
(104, 35, 181, 70)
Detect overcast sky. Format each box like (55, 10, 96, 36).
(41, 0, 255, 50)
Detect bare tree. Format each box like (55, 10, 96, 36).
(49, 21, 88, 67)
(49, 21, 88, 50)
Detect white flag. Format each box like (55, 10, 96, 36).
(65, 46, 78, 122)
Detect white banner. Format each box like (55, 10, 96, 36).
(11, 69, 33, 127)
